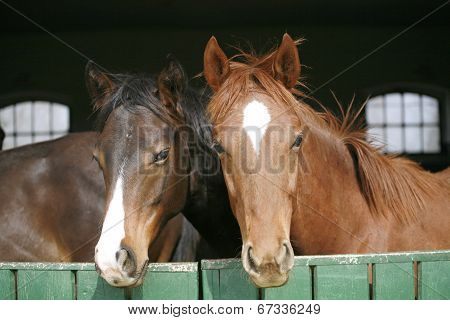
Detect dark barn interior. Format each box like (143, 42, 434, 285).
(0, 0, 449, 170)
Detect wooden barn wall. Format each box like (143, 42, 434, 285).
(0, 24, 449, 167)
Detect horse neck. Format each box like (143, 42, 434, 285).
(180, 126, 241, 257)
(292, 125, 373, 254)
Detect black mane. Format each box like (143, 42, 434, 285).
(93, 72, 219, 175)
(94, 73, 169, 131)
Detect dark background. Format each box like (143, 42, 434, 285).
(0, 0, 449, 169)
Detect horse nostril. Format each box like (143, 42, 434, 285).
(245, 246, 259, 274)
(116, 247, 137, 276)
(279, 241, 294, 273)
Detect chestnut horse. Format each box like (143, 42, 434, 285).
(0, 132, 187, 262)
(87, 59, 240, 287)
(203, 34, 450, 287)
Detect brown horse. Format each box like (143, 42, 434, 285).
(87, 59, 240, 287)
(203, 34, 450, 288)
(0, 132, 186, 262)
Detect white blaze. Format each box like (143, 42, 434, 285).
(95, 176, 126, 270)
(242, 100, 271, 154)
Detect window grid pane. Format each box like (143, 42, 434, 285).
(0, 101, 70, 150)
(366, 92, 440, 154)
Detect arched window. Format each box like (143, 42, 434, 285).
(366, 92, 441, 154)
(0, 101, 70, 150)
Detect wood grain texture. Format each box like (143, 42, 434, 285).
(16, 270, 74, 300)
(0, 251, 448, 300)
(0, 270, 15, 300)
(314, 264, 369, 300)
(262, 266, 312, 300)
(77, 271, 126, 300)
(132, 271, 198, 300)
(201, 260, 258, 300)
(373, 262, 414, 300)
(419, 260, 450, 299)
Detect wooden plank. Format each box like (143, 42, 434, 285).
(201, 259, 258, 300)
(17, 270, 75, 300)
(0, 262, 94, 271)
(293, 250, 450, 266)
(77, 270, 126, 300)
(373, 263, 414, 300)
(262, 266, 312, 300)
(132, 272, 198, 300)
(201, 269, 220, 300)
(314, 264, 369, 300)
(201, 258, 242, 269)
(215, 268, 259, 300)
(132, 263, 199, 300)
(0, 270, 15, 300)
(419, 260, 450, 300)
(200, 251, 450, 269)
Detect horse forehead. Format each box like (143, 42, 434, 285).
(240, 99, 295, 150)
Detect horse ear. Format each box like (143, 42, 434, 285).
(157, 56, 187, 116)
(203, 36, 230, 92)
(85, 61, 115, 109)
(272, 33, 300, 89)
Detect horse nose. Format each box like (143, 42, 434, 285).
(277, 241, 294, 273)
(242, 244, 259, 276)
(242, 241, 294, 276)
(116, 247, 137, 276)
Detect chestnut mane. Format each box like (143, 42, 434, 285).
(207, 45, 448, 224)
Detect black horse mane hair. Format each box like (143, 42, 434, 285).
(93, 71, 219, 175)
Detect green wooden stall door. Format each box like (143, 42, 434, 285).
(419, 261, 450, 300)
(132, 263, 198, 300)
(373, 262, 414, 300)
(314, 264, 369, 300)
(17, 270, 74, 300)
(262, 266, 312, 300)
(77, 271, 126, 300)
(0, 270, 15, 300)
(202, 260, 258, 300)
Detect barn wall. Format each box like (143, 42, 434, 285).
(0, 24, 448, 166)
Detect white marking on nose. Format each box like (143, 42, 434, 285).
(242, 100, 271, 154)
(95, 175, 126, 271)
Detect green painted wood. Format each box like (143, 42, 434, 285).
(373, 263, 414, 300)
(216, 268, 258, 300)
(17, 270, 75, 300)
(0, 262, 94, 271)
(77, 271, 126, 300)
(262, 266, 312, 300)
(132, 263, 199, 300)
(292, 250, 450, 266)
(201, 259, 258, 300)
(0, 270, 15, 300)
(201, 269, 220, 300)
(314, 264, 369, 300)
(0, 251, 448, 300)
(419, 261, 450, 300)
(132, 272, 198, 300)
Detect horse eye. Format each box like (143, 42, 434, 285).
(154, 148, 169, 163)
(212, 141, 225, 154)
(292, 134, 303, 149)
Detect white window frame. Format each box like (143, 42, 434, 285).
(0, 100, 70, 150)
(365, 92, 441, 154)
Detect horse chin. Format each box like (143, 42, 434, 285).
(102, 259, 149, 288)
(250, 272, 289, 288)
(103, 274, 140, 288)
